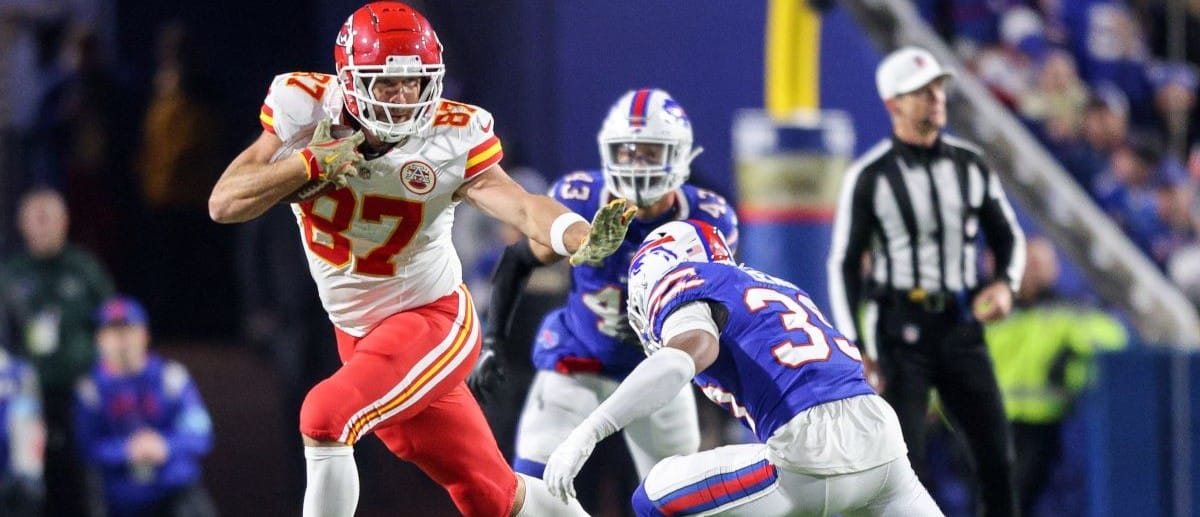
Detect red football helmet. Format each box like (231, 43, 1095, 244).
(334, 2, 445, 142)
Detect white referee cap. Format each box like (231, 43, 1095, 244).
(875, 46, 955, 100)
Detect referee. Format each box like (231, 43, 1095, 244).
(827, 46, 1025, 517)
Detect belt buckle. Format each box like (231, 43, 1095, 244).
(908, 288, 945, 312)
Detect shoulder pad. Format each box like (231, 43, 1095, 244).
(261, 72, 340, 142)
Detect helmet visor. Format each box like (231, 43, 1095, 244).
(341, 57, 445, 141)
(603, 141, 675, 207)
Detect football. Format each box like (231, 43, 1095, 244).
(280, 178, 338, 204)
(272, 123, 357, 204)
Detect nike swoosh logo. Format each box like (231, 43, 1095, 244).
(481, 119, 493, 133)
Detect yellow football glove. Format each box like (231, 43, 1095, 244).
(569, 198, 638, 266)
(298, 119, 366, 187)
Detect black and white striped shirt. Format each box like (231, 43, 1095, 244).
(827, 134, 1025, 342)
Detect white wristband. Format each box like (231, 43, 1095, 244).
(550, 212, 587, 257)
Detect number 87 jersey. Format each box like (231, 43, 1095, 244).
(260, 71, 505, 337)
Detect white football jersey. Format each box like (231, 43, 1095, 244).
(259, 72, 504, 336)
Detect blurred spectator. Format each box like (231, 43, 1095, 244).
(0, 345, 45, 517)
(1, 187, 113, 517)
(1092, 135, 1158, 221)
(1019, 49, 1089, 146)
(1052, 0, 1155, 124)
(984, 237, 1128, 516)
(1147, 169, 1197, 267)
(1052, 91, 1128, 188)
(1146, 61, 1198, 158)
(135, 21, 222, 210)
(74, 296, 216, 517)
(30, 23, 138, 277)
(0, 1, 66, 254)
(915, 0, 1021, 58)
(234, 203, 336, 512)
(968, 5, 1045, 108)
(132, 21, 232, 339)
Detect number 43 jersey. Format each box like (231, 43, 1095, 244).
(260, 72, 504, 337)
(532, 170, 739, 379)
(644, 262, 875, 442)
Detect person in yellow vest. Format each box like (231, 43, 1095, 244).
(984, 236, 1127, 515)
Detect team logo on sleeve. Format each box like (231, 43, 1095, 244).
(400, 161, 437, 194)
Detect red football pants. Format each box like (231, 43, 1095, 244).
(299, 285, 517, 517)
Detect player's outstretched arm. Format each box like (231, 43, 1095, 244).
(542, 323, 717, 503)
(458, 165, 635, 264)
(210, 119, 365, 223)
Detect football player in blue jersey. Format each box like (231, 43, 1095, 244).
(543, 220, 942, 516)
(467, 89, 739, 483)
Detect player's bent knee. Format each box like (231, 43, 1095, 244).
(444, 471, 514, 517)
(299, 376, 357, 443)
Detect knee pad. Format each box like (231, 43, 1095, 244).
(443, 471, 514, 517)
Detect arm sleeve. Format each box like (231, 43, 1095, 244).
(575, 347, 697, 443)
(827, 166, 876, 343)
(484, 239, 546, 343)
(978, 162, 1026, 293)
(163, 380, 214, 459)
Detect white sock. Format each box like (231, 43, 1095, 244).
(303, 445, 359, 517)
(516, 473, 590, 516)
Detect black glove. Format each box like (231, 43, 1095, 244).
(467, 336, 507, 405)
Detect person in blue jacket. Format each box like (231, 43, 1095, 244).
(73, 296, 216, 517)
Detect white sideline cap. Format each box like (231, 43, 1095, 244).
(876, 46, 955, 100)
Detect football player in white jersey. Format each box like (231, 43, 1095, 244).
(209, 3, 632, 516)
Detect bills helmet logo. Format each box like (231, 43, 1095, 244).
(400, 161, 436, 194)
(661, 98, 690, 128)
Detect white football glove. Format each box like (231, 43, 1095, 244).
(543, 427, 598, 504)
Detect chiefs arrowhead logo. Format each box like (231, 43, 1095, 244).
(400, 161, 437, 195)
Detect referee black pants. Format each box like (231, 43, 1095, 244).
(874, 299, 1018, 517)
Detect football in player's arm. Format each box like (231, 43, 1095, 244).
(207, 3, 633, 517)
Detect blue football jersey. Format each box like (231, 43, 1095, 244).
(645, 262, 874, 441)
(532, 170, 739, 379)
